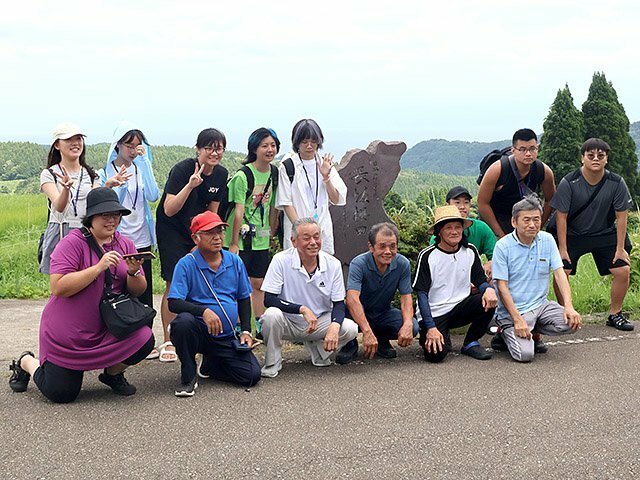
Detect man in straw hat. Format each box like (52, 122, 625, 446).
(413, 205, 498, 362)
(492, 194, 581, 362)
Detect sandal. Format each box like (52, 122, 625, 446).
(158, 341, 178, 363)
(9, 351, 35, 393)
(145, 348, 160, 360)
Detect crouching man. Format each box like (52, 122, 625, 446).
(413, 206, 498, 362)
(168, 212, 261, 397)
(492, 195, 582, 362)
(260, 218, 358, 377)
(340, 222, 418, 363)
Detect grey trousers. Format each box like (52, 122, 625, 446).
(496, 300, 573, 363)
(260, 307, 358, 377)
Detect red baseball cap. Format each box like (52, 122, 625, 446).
(190, 211, 229, 234)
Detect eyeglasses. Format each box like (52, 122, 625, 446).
(100, 212, 122, 220)
(203, 146, 225, 154)
(122, 143, 139, 150)
(585, 152, 607, 161)
(198, 227, 225, 237)
(515, 146, 538, 154)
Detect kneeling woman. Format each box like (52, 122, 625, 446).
(9, 188, 154, 403)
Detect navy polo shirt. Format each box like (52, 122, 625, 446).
(347, 252, 412, 320)
(169, 249, 252, 338)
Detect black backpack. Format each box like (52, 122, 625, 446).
(476, 146, 511, 185)
(218, 164, 279, 221)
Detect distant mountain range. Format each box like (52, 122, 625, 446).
(401, 121, 640, 175)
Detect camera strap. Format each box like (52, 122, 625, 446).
(244, 170, 274, 226)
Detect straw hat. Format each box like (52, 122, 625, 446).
(428, 205, 473, 234)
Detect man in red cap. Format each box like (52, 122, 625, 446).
(168, 211, 260, 397)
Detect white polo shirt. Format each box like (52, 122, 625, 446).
(261, 247, 345, 317)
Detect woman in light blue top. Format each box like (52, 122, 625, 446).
(100, 121, 160, 310)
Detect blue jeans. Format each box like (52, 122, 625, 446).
(367, 308, 419, 343)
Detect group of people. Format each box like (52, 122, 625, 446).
(7, 124, 635, 402)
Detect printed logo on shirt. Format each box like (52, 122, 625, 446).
(208, 187, 219, 194)
(319, 281, 325, 287)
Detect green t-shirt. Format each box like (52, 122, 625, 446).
(224, 164, 276, 251)
(429, 217, 496, 259)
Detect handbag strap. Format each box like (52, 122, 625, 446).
(188, 253, 238, 338)
(567, 171, 609, 223)
(82, 227, 113, 295)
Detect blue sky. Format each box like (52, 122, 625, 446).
(2, 0, 639, 157)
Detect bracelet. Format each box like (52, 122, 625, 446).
(127, 270, 142, 277)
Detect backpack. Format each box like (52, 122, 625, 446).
(219, 164, 279, 221)
(476, 146, 511, 185)
(276, 157, 297, 248)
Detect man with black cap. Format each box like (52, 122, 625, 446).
(413, 206, 498, 362)
(430, 186, 496, 278)
(168, 211, 261, 397)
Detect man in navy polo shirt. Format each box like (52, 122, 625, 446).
(339, 222, 417, 362)
(168, 211, 261, 397)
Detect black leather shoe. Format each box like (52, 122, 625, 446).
(461, 344, 492, 360)
(9, 351, 35, 393)
(490, 334, 507, 351)
(336, 339, 358, 365)
(377, 341, 397, 359)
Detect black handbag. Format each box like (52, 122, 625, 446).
(83, 228, 156, 339)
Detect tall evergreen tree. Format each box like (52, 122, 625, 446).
(539, 84, 584, 182)
(582, 72, 639, 198)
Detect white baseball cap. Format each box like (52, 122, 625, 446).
(52, 122, 86, 141)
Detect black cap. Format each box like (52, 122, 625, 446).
(85, 187, 131, 218)
(446, 186, 472, 202)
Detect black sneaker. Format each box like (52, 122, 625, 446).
(534, 337, 548, 354)
(490, 333, 507, 351)
(606, 312, 634, 331)
(336, 339, 358, 365)
(196, 354, 211, 379)
(377, 340, 397, 359)
(461, 344, 492, 360)
(175, 377, 198, 397)
(98, 371, 137, 396)
(9, 351, 35, 393)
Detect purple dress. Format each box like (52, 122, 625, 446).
(39, 229, 153, 371)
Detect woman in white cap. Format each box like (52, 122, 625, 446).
(99, 122, 159, 312)
(39, 122, 129, 274)
(9, 187, 154, 403)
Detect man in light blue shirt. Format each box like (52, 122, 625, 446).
(492, 195, 581, 362)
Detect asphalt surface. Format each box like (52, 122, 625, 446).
(1, 297, 639, 479)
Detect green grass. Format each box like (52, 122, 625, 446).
(0, 194, 638, 316)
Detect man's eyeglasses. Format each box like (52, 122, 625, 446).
(515, 146, 539, 154)
(585, 152, 607, 161)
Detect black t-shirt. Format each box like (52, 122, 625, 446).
(489, 156, 545, 218)
(156, 158, 228, 244)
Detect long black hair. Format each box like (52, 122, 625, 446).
(46, 139, 97, 183)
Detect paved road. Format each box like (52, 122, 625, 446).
(1, 298, 639, 479)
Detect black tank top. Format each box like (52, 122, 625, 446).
(489, 156, 545, 217)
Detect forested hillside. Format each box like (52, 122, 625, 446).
(402, 120, 640, 175)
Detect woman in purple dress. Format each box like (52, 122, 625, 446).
(8, 188, 154, 403)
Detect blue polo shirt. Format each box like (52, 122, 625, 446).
(169, 249, 252, 338)
(492, 230, 562, 318)
(347, 252, 412, 320)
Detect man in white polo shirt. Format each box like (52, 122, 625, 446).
(260, 217, 358, 378)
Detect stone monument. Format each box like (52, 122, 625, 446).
(330, 140, 406, 266)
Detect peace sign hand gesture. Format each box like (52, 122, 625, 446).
(188, 162, 205, 189)
(105, 164, 133, 188)
(54, 165, 74, 191)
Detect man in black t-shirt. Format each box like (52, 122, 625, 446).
(153, 128, 229, 362)
(478, 128, 556, 238)
(551, 138, 634, 331)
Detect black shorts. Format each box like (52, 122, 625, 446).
(158, 237, 194, 282)
(565, 234, 632, 276)
(239, 249, 271, 279)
